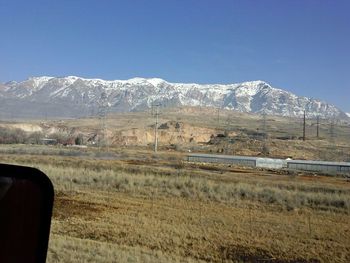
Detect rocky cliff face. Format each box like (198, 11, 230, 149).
(0, 76, 347, 120)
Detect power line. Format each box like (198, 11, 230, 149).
(330, 118, 336, 145)
(152, 103, 161, 153)
(311, 115, 320, 139)
(97, 92, 110, 151)
(262, 111, 267, 135)
(303, 110, 306, 141)
(217, 107, 220, 128)
(261, 110, 269, 155)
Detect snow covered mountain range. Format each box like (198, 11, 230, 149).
(0, 76, 348, 120)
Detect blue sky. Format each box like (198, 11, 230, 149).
(0, 0, 349, 111)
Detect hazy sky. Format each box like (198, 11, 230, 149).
(0, 0, 349, 111)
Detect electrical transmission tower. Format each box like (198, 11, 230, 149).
(310, 115, 321, 139)
(303, 110, 306, 141)
(152, 103, 161, 153)
(217, 107, 220, 128)
(225, 114, 233, 131)
(97, 92, 110, 151)
(261, 110, 269, 155)
(330, 118, 336, 145)
(262, 111, 267, 135)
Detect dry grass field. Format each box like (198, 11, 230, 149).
(0, 147, 349, 262)
(0, 108, 349, 262)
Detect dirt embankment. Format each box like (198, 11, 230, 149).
(110, 121, 216, 146)
(0, 123, 43, 133)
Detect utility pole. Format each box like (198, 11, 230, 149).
(330, 118, 336, 145)
(316, 116, 320, 139)
(153, 103, 161, 153)
(303, 110, 306, 141)
(261, 111, 269, 155)
(217, 107, 220, 128)
(262, 111, 267, 135)
(98, 92, 110, 151)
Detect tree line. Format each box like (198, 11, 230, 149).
(0, 127, 84, 145)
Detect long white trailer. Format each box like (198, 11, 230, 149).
(187, 153, 350, 175)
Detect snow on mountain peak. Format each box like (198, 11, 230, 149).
(120, 77, 167, 87)
(1, 75, 347, 120)
(26, 76, 54, 91)
(29, 76, 54, 81)
(233, 80, 272, 97)
(147, 78, 167, 87)
(29, 76, 54, 83)
(240, 80, 269, 87)
(66, 76, 80, 81)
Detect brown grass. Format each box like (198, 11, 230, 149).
(0, 149, 349, 262)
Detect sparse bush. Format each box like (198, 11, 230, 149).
(262, 144, 270, 156)
(171, 160, 185, 170)
(0, 127, 27, 144)
(75, 134, 84, 145)
(27, 131, 44, 144)
(50, 131, 75, 145)
(2, 151, 349, 213)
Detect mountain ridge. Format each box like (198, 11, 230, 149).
(0, 76, 348, 120)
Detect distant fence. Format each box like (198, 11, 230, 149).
(186, 153, 350, 175)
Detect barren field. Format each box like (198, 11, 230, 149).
(0, 108, 349, 262)
(0, 149, 349, 263)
